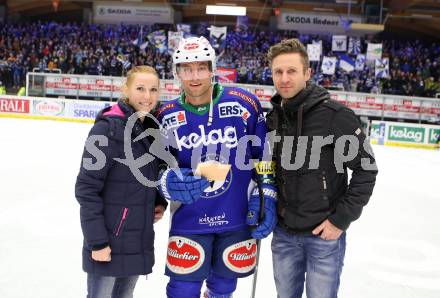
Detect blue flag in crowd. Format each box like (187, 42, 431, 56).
(132, 26, 144, 47)
(177, 24, 192, 38)
(339, 54, 355, 72)
(348, 37, 361, 55)
(147, 30, 167, 54)
(209, 26, 227, 52)
(375, 58, 389, 78)
(236, 16, 249, 32)
(355, 54, 366, 71)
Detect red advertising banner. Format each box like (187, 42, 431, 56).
(347, 95, 384, 117)
(45, 76, 123, 98)
(420, 100, 440, 122)
(0, 98, 30, 113)
(216, 68, 237, 83)
(383, 97, 421, 120)
(251, 86, 275, 109)
(160, 81, 181, 101)
(45, 77, 79, 96)
(78, 77, 121, 98)
(330, 93, 347, 105)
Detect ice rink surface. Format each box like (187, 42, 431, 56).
(1, 118, 439, 298)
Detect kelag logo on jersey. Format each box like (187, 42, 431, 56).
(174, 124, 238, 150)
(218, 102, 250, 121)
(162, 111, 187, 130)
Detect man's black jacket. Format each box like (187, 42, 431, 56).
(266, 82, 378, 234)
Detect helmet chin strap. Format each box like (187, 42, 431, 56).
(207, 75, 215, 127)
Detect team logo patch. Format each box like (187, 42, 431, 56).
(222, 239, 257, 273)
(162, 111, 187, 130)
(200, 154, 233, 199)
(166, 236, 205, 274)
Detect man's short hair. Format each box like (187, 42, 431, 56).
(267, 38, 310, 73)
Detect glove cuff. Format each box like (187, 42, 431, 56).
(251, 184, 277, 201)
(159, 168, 173, 200)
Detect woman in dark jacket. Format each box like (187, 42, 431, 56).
(75, 66, 167, 298)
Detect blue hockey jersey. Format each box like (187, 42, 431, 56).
(156, 83, 268, 234)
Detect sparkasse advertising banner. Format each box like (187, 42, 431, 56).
(277, 11, 362, 33)
(93, 2, 174, 25)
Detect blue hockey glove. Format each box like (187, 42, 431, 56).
(158, 168, 209, 204)
(246, 183, 277, 239)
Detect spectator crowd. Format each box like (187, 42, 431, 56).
(1, 21, 439, 97)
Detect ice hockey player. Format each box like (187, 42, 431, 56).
(156, 36, 278, 298)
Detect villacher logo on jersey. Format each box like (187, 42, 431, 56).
(222, 240, 257, 274)
(166, 237, 205, 274)
(174, 124, 238, 150)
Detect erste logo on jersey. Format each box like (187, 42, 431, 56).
(166, 236, 205, 274)
(218, 102, 250, 121)
(174, 124, 238, 150)
(222, 239, 257, 273)
(162, 111, 187, 130)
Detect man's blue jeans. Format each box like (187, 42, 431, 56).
(87, 274, 139, 298)
(271, 225, 346, 298)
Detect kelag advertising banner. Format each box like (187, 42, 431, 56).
(370, 121, 440, 149)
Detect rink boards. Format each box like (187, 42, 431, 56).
(370, 121, 440, 149)
(1, 94, 439, 150)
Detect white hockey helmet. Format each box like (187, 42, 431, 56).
(172, 36, 216, 79)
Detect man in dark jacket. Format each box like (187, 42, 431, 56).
(266, 39, 378, 298)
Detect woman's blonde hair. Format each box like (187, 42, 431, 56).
(126, 65, 160, 86)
